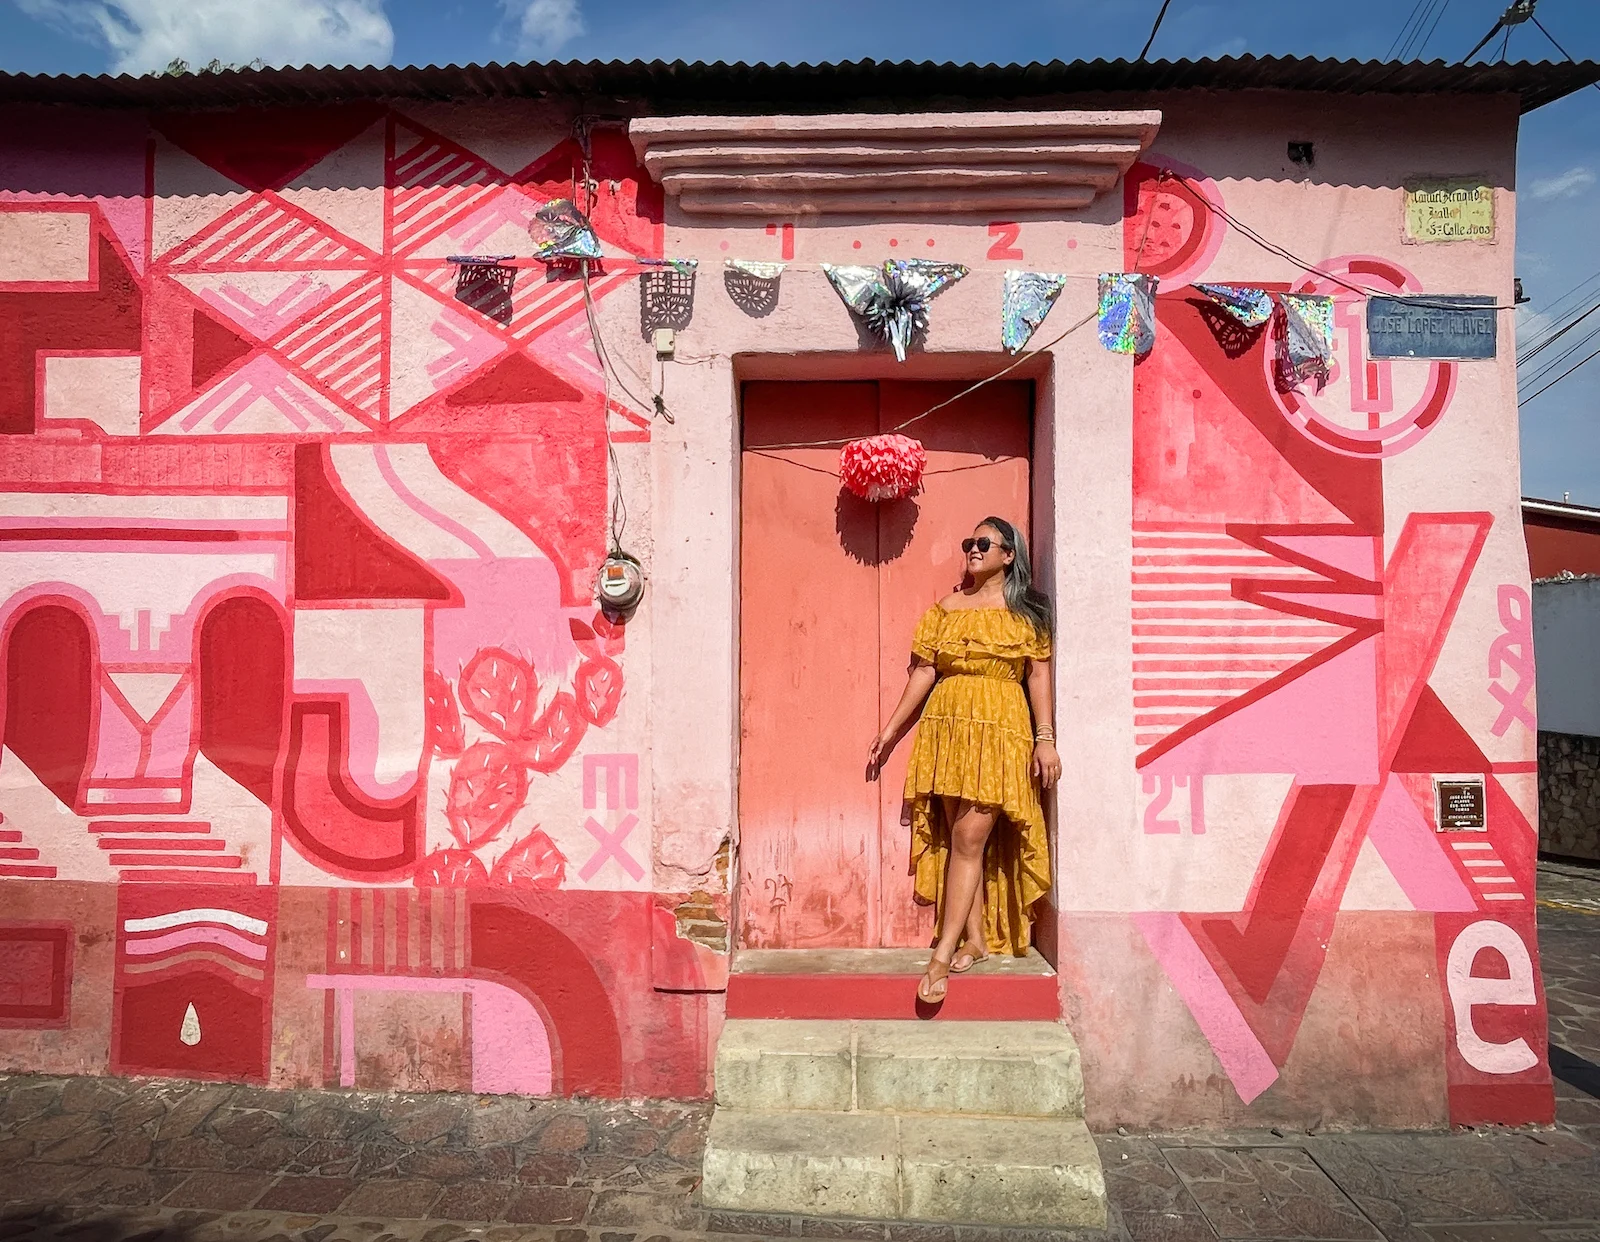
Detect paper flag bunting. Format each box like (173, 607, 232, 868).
(529, 198, 603, 261)
(885, 259, 968, 301)
(1002, 271, 1070, 353)
(822, 264, 882, 315)
(1097, 273, 1158, 355)
(823, 259, 969, 362)
(1192, 283, 1274, 328)
(1276, 293, 1336, 390)
(725, 259, 784, 317)
(640, 261, 697, 332)
(640, 257, 699, 275)
(726, 259, 786, 280)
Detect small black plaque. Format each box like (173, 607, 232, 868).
(1435, 776, 1487, 832)
(1367, 295, 1498, 360)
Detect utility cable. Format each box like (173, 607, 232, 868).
(1387, 0, 1433, 60)
(1464, 0, 1536, 63)
(1519, 320, 1600, 391)
(1414, 0, 1455, 59)
(1139, 0, 1174, 60)
(1519, 338, 1600, 406)
(1168, 172, 1521, 309)
(1518, 300, 1600, 365)
(1530, 13, 1600, 94)
(1520, 321, 1600, 392)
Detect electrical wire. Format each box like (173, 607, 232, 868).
(1530, 14, 1600, 94)
(746, 304, 1101, 452)
(1518, 300, 1600, 366)
(1414, 0, 1455, 59)
(1520, 320, 1600, 392)
(747, 182, 1164, 452)
(1519, 338, 1600, 405)
(1463, 5, 1515, 63)
(1390, 0, 1453, 61)
(1523, 264, 1600, 333)
(1387, 0, 1433, 60)
(1167, 172, 1521, 309)
(1138, 0, 1174, 60)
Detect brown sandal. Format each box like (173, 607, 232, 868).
(950, 945, 990, 974)
(917, 957, 951, 1003)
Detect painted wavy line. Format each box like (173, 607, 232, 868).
(123, 927, 268, 960)
(372, 444, 494, 559)
(124, 925, 268, 959)
(121, 949, 265, 981)
(123, 908, 268, 935)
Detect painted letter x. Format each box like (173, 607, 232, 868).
(578, 815, 643, 883)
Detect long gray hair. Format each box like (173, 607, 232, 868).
(980, 516, 1053, 641)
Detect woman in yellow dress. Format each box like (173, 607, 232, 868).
(867, 517, 1059, 1004)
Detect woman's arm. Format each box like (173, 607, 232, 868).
(867, 661, 938, 774)
(1025, 657, 1062, 789)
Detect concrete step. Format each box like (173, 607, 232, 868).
(701, 1108, 1105, 1229)
(727, 948, 1058, 1020)
(716, 1019, 1083, 1117)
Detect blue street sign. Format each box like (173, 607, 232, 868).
(1366, 295, 1497, 360)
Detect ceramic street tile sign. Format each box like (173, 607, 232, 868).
(1435, 775, 1487, 832)
(1404, 180, 1495, 243)
(1367, 295, 1497, 360)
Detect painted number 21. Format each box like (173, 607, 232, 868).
(1141, 774, 1207, 835)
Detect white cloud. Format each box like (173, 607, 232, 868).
(1527, 166, 1597, 203)
(1200, 36, 1248, 59)
(503, 0, 583, 59)
(15, 0, 394, 73)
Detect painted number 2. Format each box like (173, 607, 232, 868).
(1141, 774, 1207, 835)
(987, 221, 1023, 261)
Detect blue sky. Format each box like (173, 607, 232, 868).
(3, 0, 1599, 502)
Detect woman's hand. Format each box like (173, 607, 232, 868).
(1032, 741, 1062, 790)
(866, 729, 896, 777)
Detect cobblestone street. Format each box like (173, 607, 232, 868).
(2, 860, 1598, 1242)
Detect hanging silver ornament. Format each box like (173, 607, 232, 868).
(1001, 270, 1070, 353)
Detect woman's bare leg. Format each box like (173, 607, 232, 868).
(920, 799, 998, 1001)
(962, 883, 987, 957)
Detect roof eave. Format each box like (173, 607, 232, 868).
(0, 55, 1593, 114)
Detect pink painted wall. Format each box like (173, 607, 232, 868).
(0, 86, 1549, 1128)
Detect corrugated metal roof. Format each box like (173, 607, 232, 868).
(0, 55, 1594, 114)
(1526, 497, 1600, 523)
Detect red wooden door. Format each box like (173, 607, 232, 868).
(738, 380, 1032, 949)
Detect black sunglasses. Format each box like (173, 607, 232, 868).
(962, 536, 1005, 554)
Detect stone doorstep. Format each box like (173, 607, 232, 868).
(715, 1021, 1084, 1119)
(725, 950, 1059, 1022)
(701, 1110, 1106, 1231)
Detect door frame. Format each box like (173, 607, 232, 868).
(726, 351, 1062, 963)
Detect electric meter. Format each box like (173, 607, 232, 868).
(598, 552, 645, 614)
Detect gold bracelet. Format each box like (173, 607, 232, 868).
(1035, 729, 1055, 742)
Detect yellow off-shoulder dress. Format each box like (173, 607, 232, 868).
(904, 604, 1052, 956)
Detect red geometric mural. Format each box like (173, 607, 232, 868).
(1125, 159, 1550, 1125)
(0, 102, 713, 1102)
